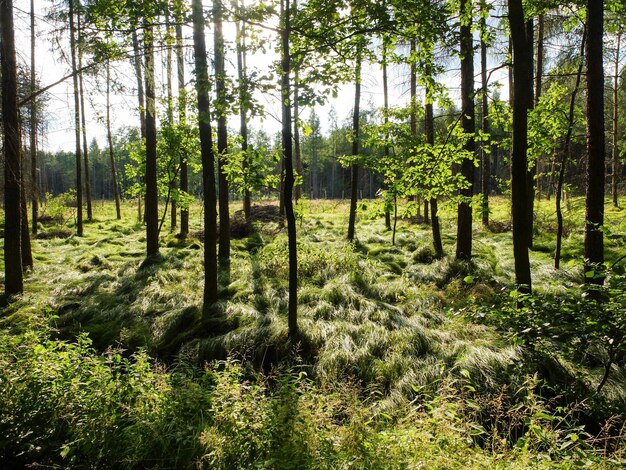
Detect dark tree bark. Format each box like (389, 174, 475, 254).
(144, 20, 159, 258)
(235, 3, 251, 221)
(425, 95, 444, 259)
(2, 0, 24, 295)
(480, 1, 490, 227)
(166, 13, 176, 231)
(30, 0, 38, 235)
(175, 19, 189, 236)
(456, 0, 475, 261)
(508, 0, 532, 292)
(347, 48, 362, 242)
(69, 0, 83, 236)
(382, 34, 391, 230)
(131, 31, 145, 223)
(584, 0, 605, 284)
(409, 38, 420, 219)
(106, 61, 121, 219)
(613, 30, 621, 208)
(281, 0, 298, 338)
(192, 0, 218, 307)
(524, 19, 535, 249)
(77, 5, 92, 221)
(213, 0, 230, 267)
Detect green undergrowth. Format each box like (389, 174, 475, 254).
(1, 197, 626, 467)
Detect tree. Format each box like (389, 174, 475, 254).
(235, 0, 251, 220)
(192, 0, 218, 308)
(1, 0, 24, 295)
(69, 0, 84, 236)
(455, 0, 475, 261)
(214, 0, 230, 267)
(176, 8, 189, 236)
(77, 3, 93, 221)
(106, 61, 122, 219)
(29, 0, 38, 235)
(347, 44, 362, 242)
(584, 0, 606, 285)
(144, 18, 159, 259)
(281, 0, 298, 338)
(508, 0, 532, 292)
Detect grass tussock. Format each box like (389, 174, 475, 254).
(1, 197, 626, 466)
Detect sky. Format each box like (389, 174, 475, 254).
(11, 0, 511, 154)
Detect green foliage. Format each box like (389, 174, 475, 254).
(39, 190, 77, 224)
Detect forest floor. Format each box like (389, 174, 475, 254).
(1, 196, 626, 468)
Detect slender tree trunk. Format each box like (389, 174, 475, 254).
(235, 5, 251, 221)
(584, 0, 605, 284)
(1, 0, 23, 295)
(524, 19, 535, 249)
(77, 6, 92, 221)
(456, 0, 475, 261)
(107, 61, 121, 219)
(175, 20, 189, 236)
(30, 0, 38, 235)
(410, 38, 420, 218)
(69, 0, 83, 236)
(166, 13, 177, 230)
(281, 0, 298, 338)
(144, 20, 159, 258)
(213, 0, 230, 266)
(347, 47, 362, 242)
(509, 0, 532, 292)
(555, 28, 585, 269)
(192, 0, 218, 307)
(480, 2, 490, 227)
(382, 35, 391, 230)
(132, 31, 146, 223)
(613, 31, 621, 208)
(535, 15, 544, 106)
(426, 96, 443, 258)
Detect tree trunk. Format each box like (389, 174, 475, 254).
(508, 0, 532, 292)
(410, 38, 420, 218)
(555, 28, 585, 270)
(235, 4, 251, 221)
(480, 1, 490, 227)
(213, 0, 230, 267)
(456, 0, 475, 261)
(144, 20, 159, 258)
(175, 19, 189, 236)
(524, 19, 535, 250)
(132, 31, 145, 223)
(584, 0, 605, 285)
(1, 0, 23, 295)
(69, 0, 83, 236)
(192, 0, 218, 307)
(166, 13, 176, 230)
(613, 30, 621, 208)
(77, 5, 92, 221)
(347, 48, 362, 242)
(106, 61, 122, 219)
(281, 0, 298, 339)
(382, 34, 391, 230)
(425, 96, 444, 258)
(30, 0, 38, 235)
